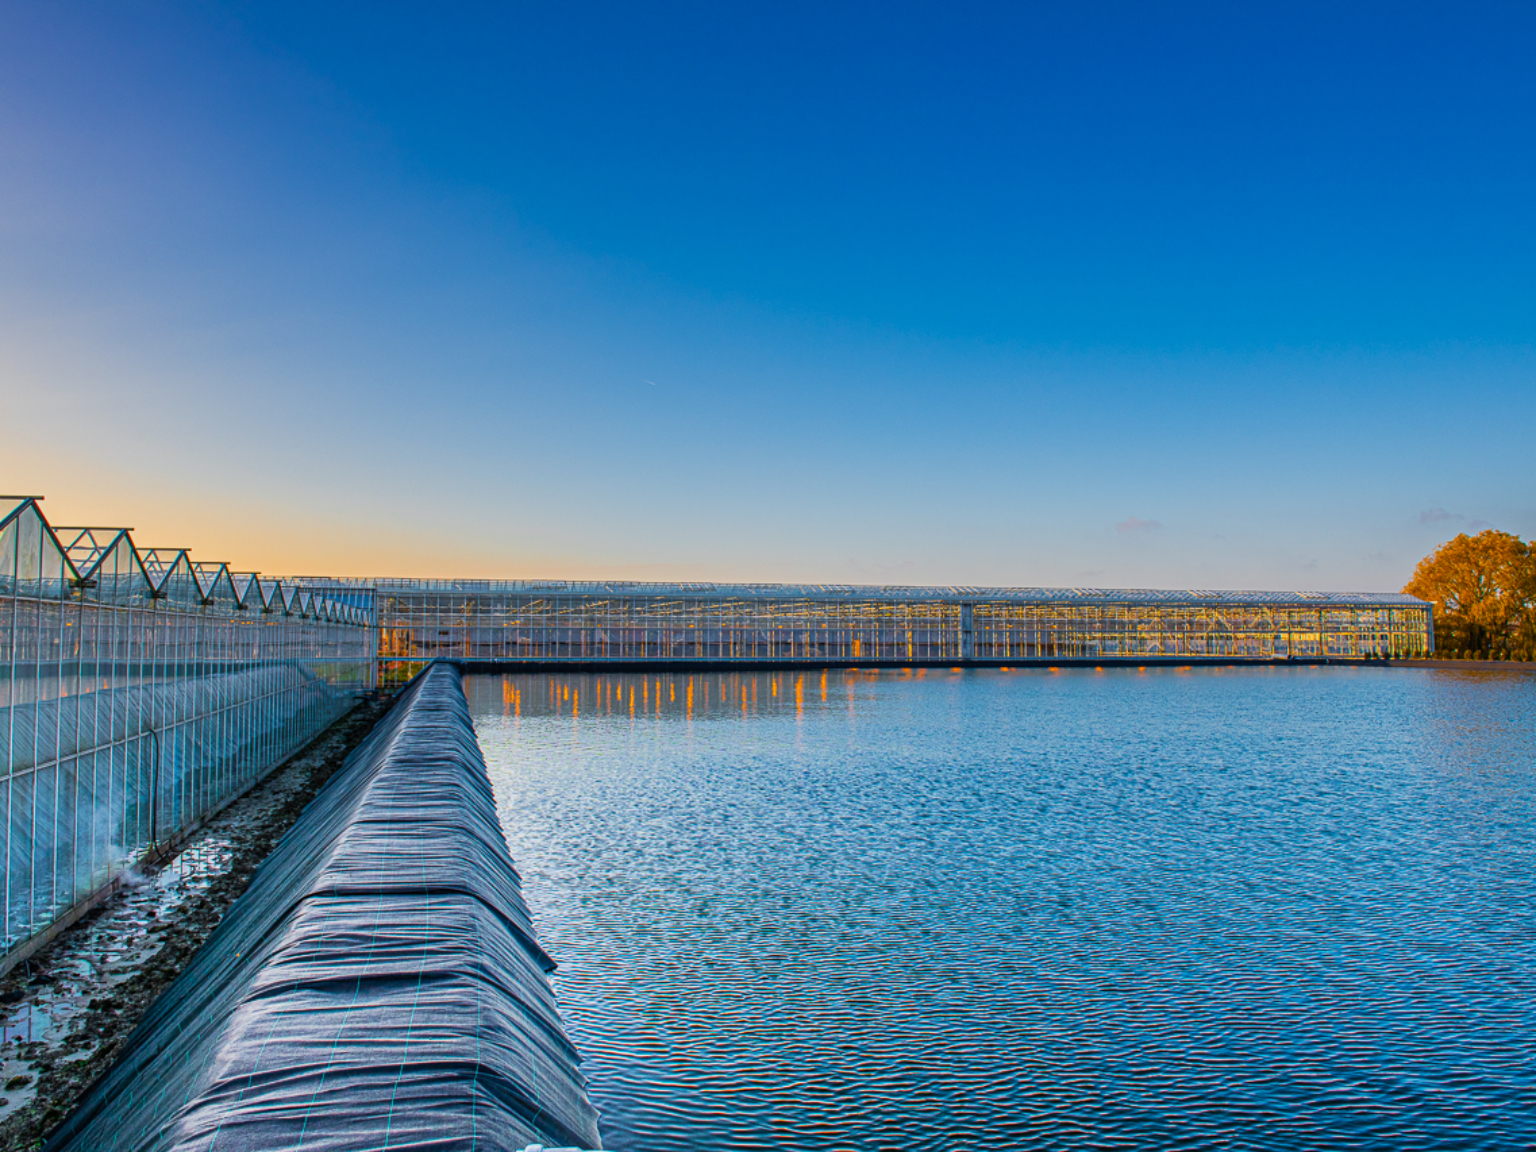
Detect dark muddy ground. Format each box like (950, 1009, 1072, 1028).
(0, 692, 396, 1151)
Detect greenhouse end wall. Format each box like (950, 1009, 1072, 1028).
(0, 499, 375, 964)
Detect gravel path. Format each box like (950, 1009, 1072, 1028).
(0, 692, 397, 1151)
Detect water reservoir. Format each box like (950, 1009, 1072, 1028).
(468, 666, 1536, 1151)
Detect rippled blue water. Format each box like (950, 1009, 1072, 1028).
(466, 667, 1536, 1151)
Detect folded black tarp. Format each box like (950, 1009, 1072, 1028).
(47, 663, 603, 1152)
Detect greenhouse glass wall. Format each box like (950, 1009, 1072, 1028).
(340, 579, 1433, 682)
(0, 498, 375, 963)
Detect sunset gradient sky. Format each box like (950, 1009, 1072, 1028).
(3, 3, 1533, 587)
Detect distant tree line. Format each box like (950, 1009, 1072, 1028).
(1404, 530, 1536, 661)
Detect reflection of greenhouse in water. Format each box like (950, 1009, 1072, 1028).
(357, 579, 1433, 678)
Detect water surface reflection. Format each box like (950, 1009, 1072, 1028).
(468, 667, 1536, 1151)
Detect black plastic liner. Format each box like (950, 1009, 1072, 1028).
(46, 663, 602, 1152)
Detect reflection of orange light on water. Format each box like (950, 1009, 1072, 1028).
(771, 678, 778, 697)
(820, 670, 827, 702)
(670, 681, 675, 702)
(687, 677, 693, 718)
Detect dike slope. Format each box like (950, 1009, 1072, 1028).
(45, 663, 601, 1152)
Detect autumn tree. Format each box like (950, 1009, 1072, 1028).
(1404, 530, 1535, 659)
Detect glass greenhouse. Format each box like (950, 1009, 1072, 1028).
(350, 578, 1433, 683)
(0, 497, 375, 959)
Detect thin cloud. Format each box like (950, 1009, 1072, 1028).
(1418, 508, 1492, 530)
(1116, 517, 1163, 534)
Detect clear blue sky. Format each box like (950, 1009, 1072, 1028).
(2, 2, 1532, 586)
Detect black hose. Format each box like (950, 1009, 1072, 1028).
(146, 726, 161, 855)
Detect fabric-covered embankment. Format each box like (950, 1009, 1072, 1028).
(44, 662, 602, 1152)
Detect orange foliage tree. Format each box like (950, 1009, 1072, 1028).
(1404, 530, 1536, 659)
